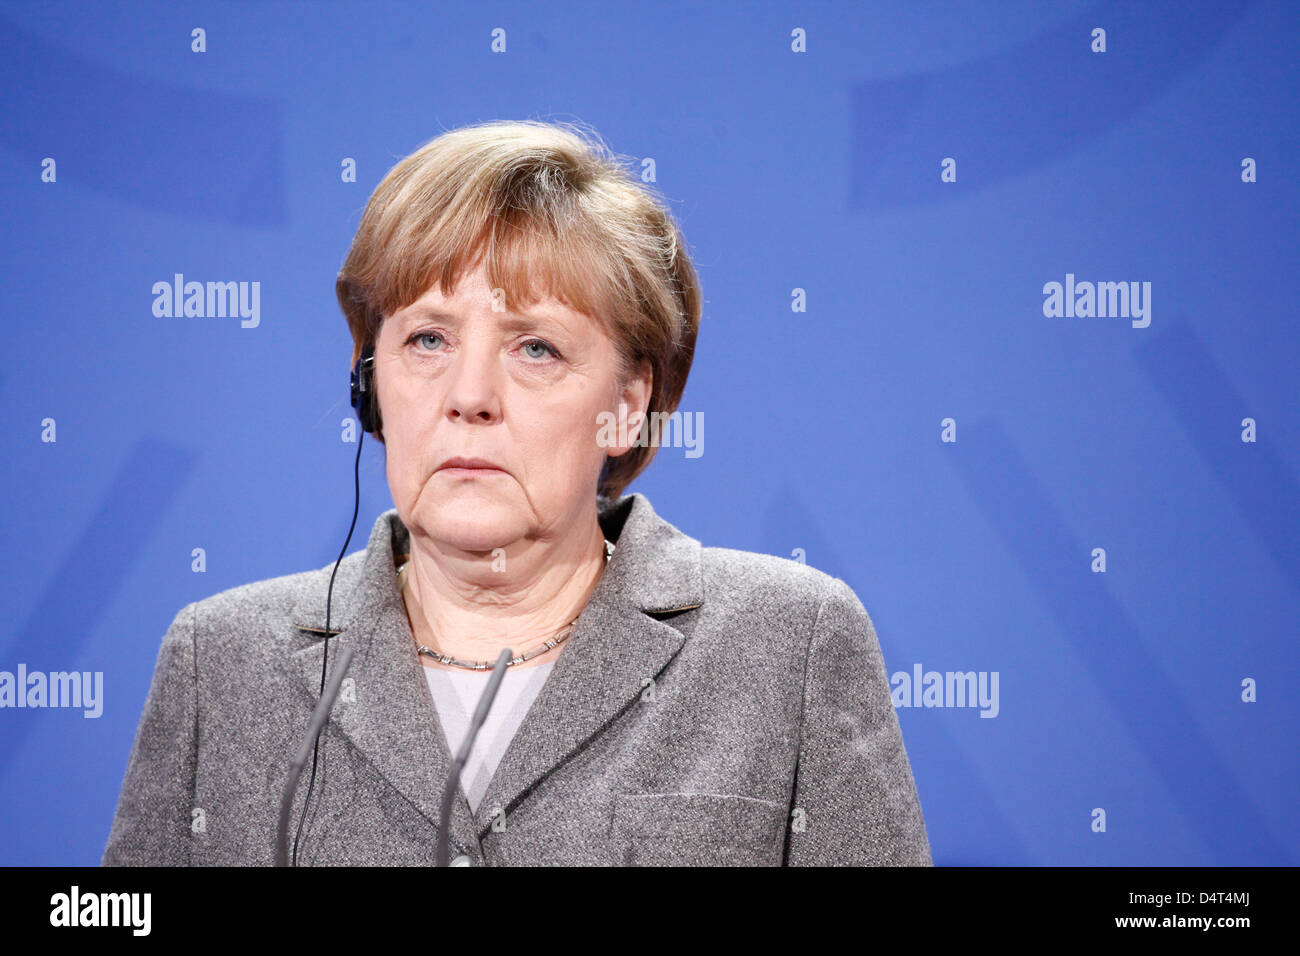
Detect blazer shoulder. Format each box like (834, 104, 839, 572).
(699, 544, 851, 616)
(178, 550, 367, 641)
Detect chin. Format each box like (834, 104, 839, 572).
(413, 491, 525, 554)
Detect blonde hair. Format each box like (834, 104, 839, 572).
(336, 119, 702, 500)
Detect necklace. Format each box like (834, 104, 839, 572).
(398, 538, 614, 671)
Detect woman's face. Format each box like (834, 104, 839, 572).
(374, 261, 649, 555)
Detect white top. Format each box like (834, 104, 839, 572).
(422, 660, 556, 815)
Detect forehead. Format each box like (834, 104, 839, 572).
(392, 269, 600, 337)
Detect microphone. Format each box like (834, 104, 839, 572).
(275, 646, 356, 867)
(436, 647, 513, 867)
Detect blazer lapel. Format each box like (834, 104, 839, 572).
(290, 512, 481, 858)
(473, 493, 703, 829)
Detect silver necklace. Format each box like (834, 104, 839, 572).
(401, 538, 614, 671)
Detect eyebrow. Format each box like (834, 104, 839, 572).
(402, 307, 568, 335)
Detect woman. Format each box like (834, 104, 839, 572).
(102, 119, 932, 866)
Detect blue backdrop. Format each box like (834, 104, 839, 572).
(2, 0, 1295, 866)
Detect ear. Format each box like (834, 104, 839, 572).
(604, 357, 654, 458)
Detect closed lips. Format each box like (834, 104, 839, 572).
(438, 458, 505, 471)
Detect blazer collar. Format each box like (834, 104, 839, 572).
(290, 492, 703, 853)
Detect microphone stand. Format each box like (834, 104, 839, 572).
(436, 647, 513, 867)
(275, 646, 355, 867)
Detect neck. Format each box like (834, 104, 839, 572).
(399, 514, 609, 670)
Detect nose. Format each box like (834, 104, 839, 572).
(442, 336, 503, 424)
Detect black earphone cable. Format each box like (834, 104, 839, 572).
(290, 422, 365, 866)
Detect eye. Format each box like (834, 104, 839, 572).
(408, 331, 444, 351)
(521, 338, 561, 360)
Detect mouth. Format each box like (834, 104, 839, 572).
(436, 457, 507, 475)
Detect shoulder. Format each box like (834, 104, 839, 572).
(162, 550, 367, 650)
(698, 544, 865, 629)
(615, 492, 864, 626)
(172, 507, 396, 642)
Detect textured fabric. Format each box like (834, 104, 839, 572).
(422, 661, 555, 815)
(101, 492, 932, 866)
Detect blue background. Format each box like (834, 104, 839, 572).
(1, 0, 1296, 865)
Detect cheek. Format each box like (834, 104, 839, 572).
(517, 400, 605, 461)
(380, 401, 435, 480)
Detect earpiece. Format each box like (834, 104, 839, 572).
(349, 343, 378, 434)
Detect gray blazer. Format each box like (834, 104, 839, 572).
(102, 493, 931, 866)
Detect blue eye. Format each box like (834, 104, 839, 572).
(406, 332, 559, 361)
(410, 332, 443, 351)
(522, 339, 560, 360)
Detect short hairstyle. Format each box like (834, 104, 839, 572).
(336, 118, 702, 500)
